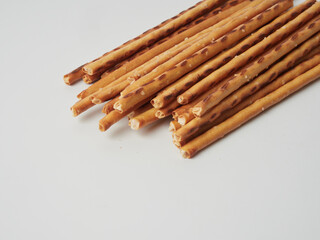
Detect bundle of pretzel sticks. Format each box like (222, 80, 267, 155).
(65, 0, 320, 158)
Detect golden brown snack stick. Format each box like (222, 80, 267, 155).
(173, 34, 320, 141)
(90, 31, 206, 104)
(83, 73, 101, 84)
(71, 95, 95, 117)
(66, 0, 185, 83)
(169, 121, 182, 132)
(193, 16, 320, 117)
(155, 101, 181, 119)
(91, 80, 130, 104)
(229, 53, 320, 115)
(180, 2, 320, 105)
(102, 96, 120, 114)
(152, 0, 315, 108)
(180, 63, 320, 158)
(83, 0, 225, 75)
(64, 64, 85, 85)
(128, 103, 152, 120)
(121, 0, 281, 97)
(115, 1, 290, 114)
(129, 108, 158, 130)
(99, 95, 154, 131)
(183, 31, 320, 126)
(297, 45, 320, 63)
(85, 0, 250, 98)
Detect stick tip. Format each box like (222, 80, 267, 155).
(180, 149, 191, 159)
(129, 119, 140, 130)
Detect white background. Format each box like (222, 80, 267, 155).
(0, 0, 319, 239)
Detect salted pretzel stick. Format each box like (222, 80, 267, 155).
(172, 82, 222, 124)
(178, 50, 320, 126)
(65, 1, 183, 83)
(173, 34, 320, 141)
(96, 0, 264, 102)
(91, 31, 206, 104)
(180, 63, 320, 158)
(155, 101, 181, 119)
(102, 96, 120, 114)
(83, 73, 101, 84)
(178, 31, 320, 129)
(121, 0, 281, 97)
(64, 64, 85, 85)
(297, 45, 320, 63)
(128, 103, 152, 120)
(115, 1, 289, 114)
(71, 95, 95, 117)
(129, 108, 158, 130)
(152, 0, 315, 108)
(80, 0, 250, 98)
(169, 121, 182, 132)
(84, 0, 225, 75)
(99, 95, 154, 131)
(193, 16, 320, 117)
(67, 0, 224, 86)
(179, 2, 320, 105)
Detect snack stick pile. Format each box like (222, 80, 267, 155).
(65, 0, 320, 158)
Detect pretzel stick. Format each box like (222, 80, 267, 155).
(297, 45, 320, 63)
(90, 0, 256, 104)
(155, 101, 181, 119)
(128, 103, 152, 120)
(83, 73, 101, 84)
(102, 96, 120, 114)
(193, 16, 320, 117)
(121, 0, 281, 97)
(99, 95, 154, 131)
(180, 63, 320, 158)
(71, 96, 95, 117)
(169, 121, 182, 132)
(179, 2, 320, 105)
(115, 1, 289, 114)
(66, 0, 226, 86)
(152, 0, 315, 108)
(80, 0, 250, 99)
(83, 0, 225, 75)
(173, 34, 320, 141)
(129, 108, 158, 130)
(179, 31, 320, 127)
(90, 32, 205, 104)
(65, 0, 186, 83)
(64, 64, 85, 85)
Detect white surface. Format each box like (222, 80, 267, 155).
(0, 0, 320, 239)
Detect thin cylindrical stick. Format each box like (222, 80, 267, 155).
(79, 0, 250, 99)
(151, 0, 315, 108)
(99, 96, 154, 131)
(115, 1, 290, 114)
(178, 31, 320, 128)
(71, 96, 95, 117)
(83, 0, 224, 75)
(121, 0, 283, 97)
(180, 63, 320, 158)
(83, 73, 101, 84)
(155, 101, 181, 119)
(173, 43, 320, 142)
(128, 103, 152, 120)
(102, 96, 120, 114)
(129, 108, 158, 130)
(179, 2, 320, 105)
(64, 64, 85, 85)
(169, 121, 182, 132)
(297, 45, 320, 64)
(192, 16, 320, 117)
